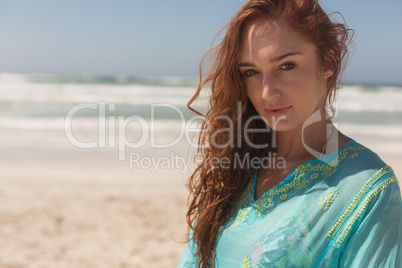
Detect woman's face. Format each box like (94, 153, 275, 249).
(239, 20, 332, 132)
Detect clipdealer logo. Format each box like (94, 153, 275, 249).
(64, 101, 276, 160)
(64, 101, 337, 171)
(64, 102, 203, 160)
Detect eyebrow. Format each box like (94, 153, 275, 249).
(238, 51, 302, 67)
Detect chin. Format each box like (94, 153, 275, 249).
(263, 117, 298, 132)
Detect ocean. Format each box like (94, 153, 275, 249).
(1, 72, 401, 157)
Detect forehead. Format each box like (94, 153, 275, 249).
(240, 20, 313, 60)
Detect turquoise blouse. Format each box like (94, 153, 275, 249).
(178, 140, 402, 267)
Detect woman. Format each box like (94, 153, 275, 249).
(179, 0, 402, 267)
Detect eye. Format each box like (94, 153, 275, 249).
(280, 62, 296, 71)
(242, 69, 258, 77)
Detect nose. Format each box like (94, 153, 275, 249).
(262, 75, 280, 101)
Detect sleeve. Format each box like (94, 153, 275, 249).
(177, 228, 198, 268)
(339, 179, 402, 268)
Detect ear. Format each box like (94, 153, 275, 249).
(322, 66, 333, 80)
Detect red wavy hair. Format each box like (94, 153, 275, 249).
(185, 0, 353, 267)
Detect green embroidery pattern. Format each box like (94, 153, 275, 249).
(318, 187, 339, 210)
(232, 145, 367, 228)
(241, 255, 252, 268)
(332, 175, 397, 248)
(328, 166, 394, 240)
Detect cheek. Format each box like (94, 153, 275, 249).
(245, 79, 262, 101)
(291, 70, 324, 97)
(246, 86, 260, 107)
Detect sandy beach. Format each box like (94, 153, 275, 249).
(0, 133, 192, 268)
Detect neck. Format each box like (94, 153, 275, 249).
(275, 111, 332, 161)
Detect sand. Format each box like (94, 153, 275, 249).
(0, 131, 400, 268)
(0, 136, 191, 268)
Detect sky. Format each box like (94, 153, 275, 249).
(0, 0, 401, 85)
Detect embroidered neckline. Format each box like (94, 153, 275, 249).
(232, 140, 367, 228)
(251, 139, 358, 202)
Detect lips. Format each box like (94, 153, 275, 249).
(264, 106, 291, 117)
